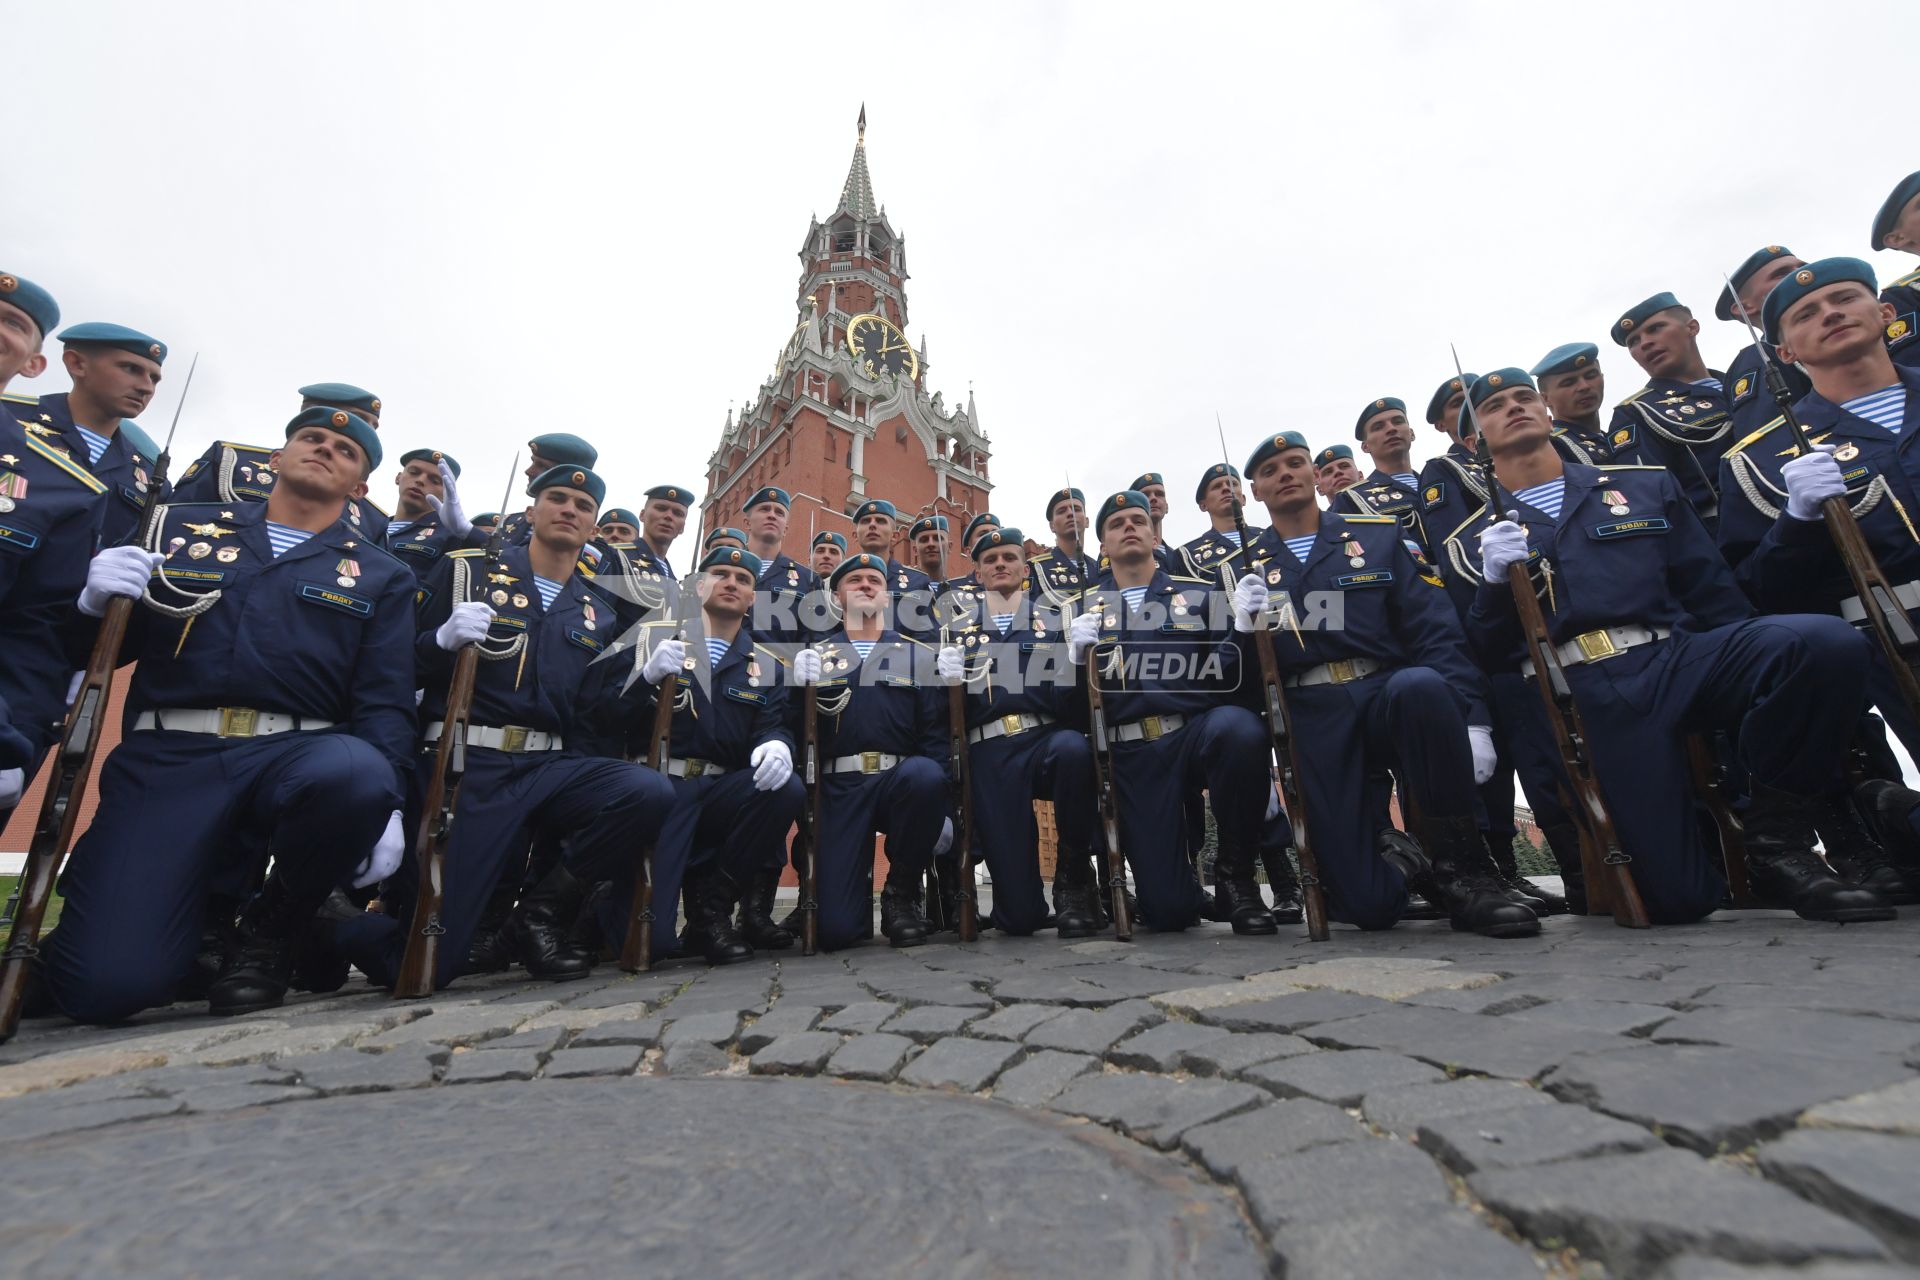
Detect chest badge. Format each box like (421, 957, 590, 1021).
(1834, 443, 1861, 463)
(335, 557, 361, 588)
(1602, 488, 1630, 515)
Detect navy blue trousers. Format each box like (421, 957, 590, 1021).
(341, 749, 672, 989)
(1491, 670, 1571, 832)
(968, 726, 1094, 935)
(44, 729, 400, 1023)
(1110, 705, 1266, 931)
(1569, 615, 1871, 924)
(814, 757, 947, 951)
(1291, 667, 1477, 931)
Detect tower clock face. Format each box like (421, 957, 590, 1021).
(845, 313, 919, 380)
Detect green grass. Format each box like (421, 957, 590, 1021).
(0, 875, 63, 932)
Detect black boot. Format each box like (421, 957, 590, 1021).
(1486, 830, 1553, 913)
(1419, 816, 1541, 939)
(1261, 845, 1305, 925)
(1213, 840, 1278, 936)
(1052, 850, 1103, 938)
(207, 878, 306, 1016)
(289, 888, 359, 994)
(1539, 820, 1588, 916)
(1745, 788, 1896, 923)
(1376, 826, 1436, 917)
(179, 897, 240, 1002)
(928, 859, 962, 934)
(460, 878, 522, 977)
(1815, 794, 1917, 906)
(1857, 777, 1920, 873)
(737, 865, 795, 950)
(510, 863, 596, 981)
(881, 864, 932, 947)
(683, 870, 755, 965)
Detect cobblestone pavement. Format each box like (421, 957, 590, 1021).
(2, 909, 1919, 1278)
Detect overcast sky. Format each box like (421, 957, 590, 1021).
(9, 0, 1918, 549)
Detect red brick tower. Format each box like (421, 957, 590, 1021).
(703, 107, 992, 577)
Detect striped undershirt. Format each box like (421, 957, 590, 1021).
(1391, 472, 1419, 491)
(1842, 385, 1906, 434)
(1513, 477, 1567, 519)
(705, 636, 730, 667)
(1693, 376, 1724, 394)
(851, 640, 877, 661)
(387, 519, 417, 540)
(992, 612, 1014, 634)
(1220, 528, 1241, 547)
(264, 522, 314, 558)
(74, 425, 112, 465)
(1119, 586, 1148, 610)
(533, 575, 562, 609)
(1282, 534, 1316, 562)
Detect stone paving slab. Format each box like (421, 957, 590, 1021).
(825, 1033, 915, 1083)
(1243, 1048, 1445, 1106)
(1268, 1205, 1545, 1280)
(992, 1050, 1099, 1107)
(281, 1048, 442, 1094)
(1178, 1097, 1366, 1178)
(897, 1037, 1022, 1092)
(1048, 1073, 1266, 1149)
(1178, 1030, 1317, 1076)
(1360, 1077, 1557, 1135)
(1653, 1006, 1920, 1061)
(1416, 1101, 1665, 1173)
(1239, 1138, 1455, 1233)
(1802, 1079, 1920, 1137)
(544, 1045, 646, 1079)
(1756, 1130, 1920, 1262)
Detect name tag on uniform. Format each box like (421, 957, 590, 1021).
(1842, 466, 1872, 484)
(0, 524, 41, 551)
(1335, 571, 1393, 587)
(396, 542, 442, 559)
(491, 615, 528, 631)
(299, 583, 373, 616)
(880, 676, 917, 689)
(568, 628, 604, 652)
(724, 686, 768, 706)
(1589, 518, 1669, 539)
(163, 567, 229, 585)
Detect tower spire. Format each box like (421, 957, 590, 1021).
(836, 105, 878, 220)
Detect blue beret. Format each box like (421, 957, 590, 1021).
(698, 545, 763, 579)
(528, 464, 606, 507)
(1314, 443, 1354, 468)
(398, 447, 459, 478)
(812, 530, 848, 551)
(1612, 292, 1683, 345)
(970, 526, 1025, 560)
(1764, 257, 1879, 344)
(1245, 430, 1312, 478)
(1130, 471, 1165, 491)
(599, 508, 639, 528)
(299, 382, 381, 417)
(703, 526, 747, 548)
(1530, 342, 1599, 381)
(1354, 396, 1407, 441)
(1046, 487, 1085, 520)
(0, 272, 58, 339)
(644, 484, 695, 508)
(58, 321, 166, 364)
(908, 513, 949, 539)
(286, 406, 382, 469)
(1095, 490, 1151, 537)
(744, 486, 790, 510)
(962, 512, 999, 543)
(1716, 246, 1797, 322)
(1466, 368, 1536, 411)
(1872, 172, 1920, 252)
(851, 498, 898, 524)
(474, 512, 501, 526)
(1425, 374, 1473, 424)
(1194, 462, 1239, 503)
(829, 552, 889, 589)
(528, 432, 598, 467)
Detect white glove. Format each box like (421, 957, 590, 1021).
(1783, 444, 1846, 521)
(933, 816, 955, 858)
(1265, 782, 1282, 822)
(78, 547, 163, 616)
(936, 645, 964, 683)
(1478, 519, 1529, 583)
(65, 671, 84, 707)
(1068, 612, 1101, 665)
(425, 459, 473, 538)
(0, 767, 22, 809)
(793, 647, 823, 685)
(434, 600, 495, 650)
(751, 739, 793, 791)
(1232, 574, 1268, 633)
(352, 810, 405, 889)
(1469, 725, 1498, 786)
(643, 637, 686, 685)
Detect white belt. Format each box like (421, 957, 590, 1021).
(133, 708, 335, 737)
(1284, 657, 1384, 689)
(1521, 625, 1671, 677)
(424, 721, 564, 753)
(826, 751, 901, 775)
(663, 757, 729, 778)
(967, 712, 1056, 745)
(1840, 579, 1920, 625)
(1108, 713, 1186, 744)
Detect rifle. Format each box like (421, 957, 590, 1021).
(395, 453, 521, 997)
(943, 616, 979, 942)
(1076, 592, 1133, 941)
(797, 678, 822, 955)
(1687, 733, 1758, 908)
(0, 354, 196, 1042)
(619, 576, 695, 972)
(1458, 348, 1650, 928)
(1724, 279, 1920, 729)
(1215, 416, 1330, 941)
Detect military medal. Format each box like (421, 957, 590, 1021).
(216, 546, 239, 563)
(1835, 443, 1860, 462)
(747, 658, 762, 687)
(188, 542, 211, 559)
(348, 502, 363, 526)
(491, 589, 509, 605)
(1603, 488, 1630, 515)
(512, 593, 530, 609)
(1343, 538, 1365, 568)
(0, 472, 21, 513)
(184, 522, 230, 538)
(168, 536, 187, 552)
(335, 557, 361, 588)
(583, 601, 597, 630)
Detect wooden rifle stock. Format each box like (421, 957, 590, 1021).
(948, 681, 978, 941)
(1246, 625, 1330, 941)
(1080, 603, 1132, 942)
(618, 657, 680, 973)
(798, 683, 821, 955)
(0, 433, 177, 1042)
(394, 644, 479, 997)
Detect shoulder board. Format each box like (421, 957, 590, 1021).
(1337, 513, 1395, 524)
(447, 547, 486, 559)
(0, 391, 37, 407)
(1445, 505, 1494, 545)
(21, 432, 109, 492)
(117, 421, 160, 460)
(1618, 387, 1649, 406)
(362, 497, 390, 518)
(216, 440, 277, 454)
(1596, 463, 1673, 471)
(1895, 267, 1920, 289)
(1028, 549, 1054, 563)
(1724, 417, 1789, 458)
(1169, 573, 1212, 586)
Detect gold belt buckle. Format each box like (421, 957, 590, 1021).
(861, 750, 881, 773)
(1001, 714, 1026, 737)
(217, 707, 257, 738)
(1141, 715, 1164, 741)
(500, 725, 530, 752)
(685, 759, 708, 778)
(1575, 630, 1619, 662)
(1326, 659, 1358, 684)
